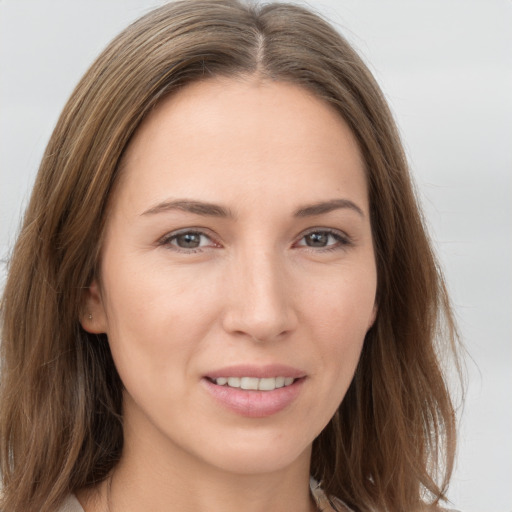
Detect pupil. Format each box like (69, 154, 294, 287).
(306, 232, 328, 247)
(177, 233, 200, 248)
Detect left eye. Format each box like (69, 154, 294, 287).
(296, 231, 345, 248)
(165, 231, 212, 250)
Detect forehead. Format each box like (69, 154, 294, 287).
(116, 77, 368, 215)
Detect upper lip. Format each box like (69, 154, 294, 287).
(205, 364, 306, 379)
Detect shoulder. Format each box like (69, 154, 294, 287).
(55, 494, 85, 512)
(417, 505, 462, 512)
(309, 479, 462, 512)
(309, 478, 353, 512)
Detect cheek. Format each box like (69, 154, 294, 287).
(304, 265, 376, 378)
(98, 256, 223, 393)
(102, 250, 220, 332)
(290, 273, 374, 435)
(307, 264, 376, 331)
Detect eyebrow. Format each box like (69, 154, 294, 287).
(141, 199, 233, 217)
(294, 198, 365, 218)
(141, 198, 364, 218)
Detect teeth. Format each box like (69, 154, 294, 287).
(213, 376, 296, 390)
(227, 377, 240, 388)
(275, 376, 285, 388)
(240, 377, 259, 390)
(258, 377, 276, 391)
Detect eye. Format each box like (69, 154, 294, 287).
(295, 229, 349, 250)
(159, 230, 217, 252)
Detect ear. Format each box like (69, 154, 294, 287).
(80, 279, 108, 334)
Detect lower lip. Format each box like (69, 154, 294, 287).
(202, 378, 304, 418)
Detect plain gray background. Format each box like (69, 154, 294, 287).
(1, 1, 511, 511)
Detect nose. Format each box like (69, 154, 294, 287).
(221, 247, 298, 343)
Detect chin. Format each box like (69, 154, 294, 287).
(194, 434, 313, 476)
(208, 452, 308, 476)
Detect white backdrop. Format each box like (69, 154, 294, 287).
(1, 1, 511, 511)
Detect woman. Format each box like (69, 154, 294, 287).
(0, 1, 461, 511)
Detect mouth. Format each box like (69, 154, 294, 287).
(202, 365, 306, 417)
(207, 376, 297, 391)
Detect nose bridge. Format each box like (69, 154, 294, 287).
(222, 243, 296, 341)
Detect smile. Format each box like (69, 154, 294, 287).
(203, 376, 304, 418)
(211, 376, 295, 391)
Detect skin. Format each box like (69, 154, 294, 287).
(81, 76, 377, 512)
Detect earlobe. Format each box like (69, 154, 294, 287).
(80, 279, 108, 334)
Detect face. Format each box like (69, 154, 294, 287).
(83, 77, 377, 476)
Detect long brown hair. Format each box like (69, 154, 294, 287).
(0, 1, 461, 511)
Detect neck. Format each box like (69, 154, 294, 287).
(78, 406, 316, 512)
(108, 459, 315, 512)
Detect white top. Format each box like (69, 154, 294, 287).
(56, 479, 346, 511)
(56, 488, 459, 512)
(56, 493, 84, 512)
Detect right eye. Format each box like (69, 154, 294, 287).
(159, 230, 217, 252)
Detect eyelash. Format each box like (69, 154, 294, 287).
(158, 229, 217, 253)
(158, 228, 352, 253)
(294, 228, 352, 252)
